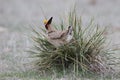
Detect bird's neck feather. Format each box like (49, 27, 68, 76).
(48, 26, 56, 32)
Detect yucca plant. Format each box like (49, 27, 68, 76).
(30, 8, 113, 75)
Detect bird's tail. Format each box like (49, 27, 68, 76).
(66, 26, 73, 42)
(67, 26, 73, 35)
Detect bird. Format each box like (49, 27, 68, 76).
(43, 17, 73, 47)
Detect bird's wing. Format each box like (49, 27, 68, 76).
(48, 30, 67, 39)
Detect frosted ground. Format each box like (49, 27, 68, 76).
(0, 0, 120, 80)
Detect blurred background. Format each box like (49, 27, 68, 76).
(0, 0, 120, 31)
(0, 0, 120, 79)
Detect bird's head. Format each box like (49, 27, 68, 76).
(43, 17, 53, 30)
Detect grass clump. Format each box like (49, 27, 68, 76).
(30, 8, 113, 76)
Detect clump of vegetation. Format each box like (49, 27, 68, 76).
(30, 8, 113, 76)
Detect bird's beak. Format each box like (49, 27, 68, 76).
(45, 17, 53, 29)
